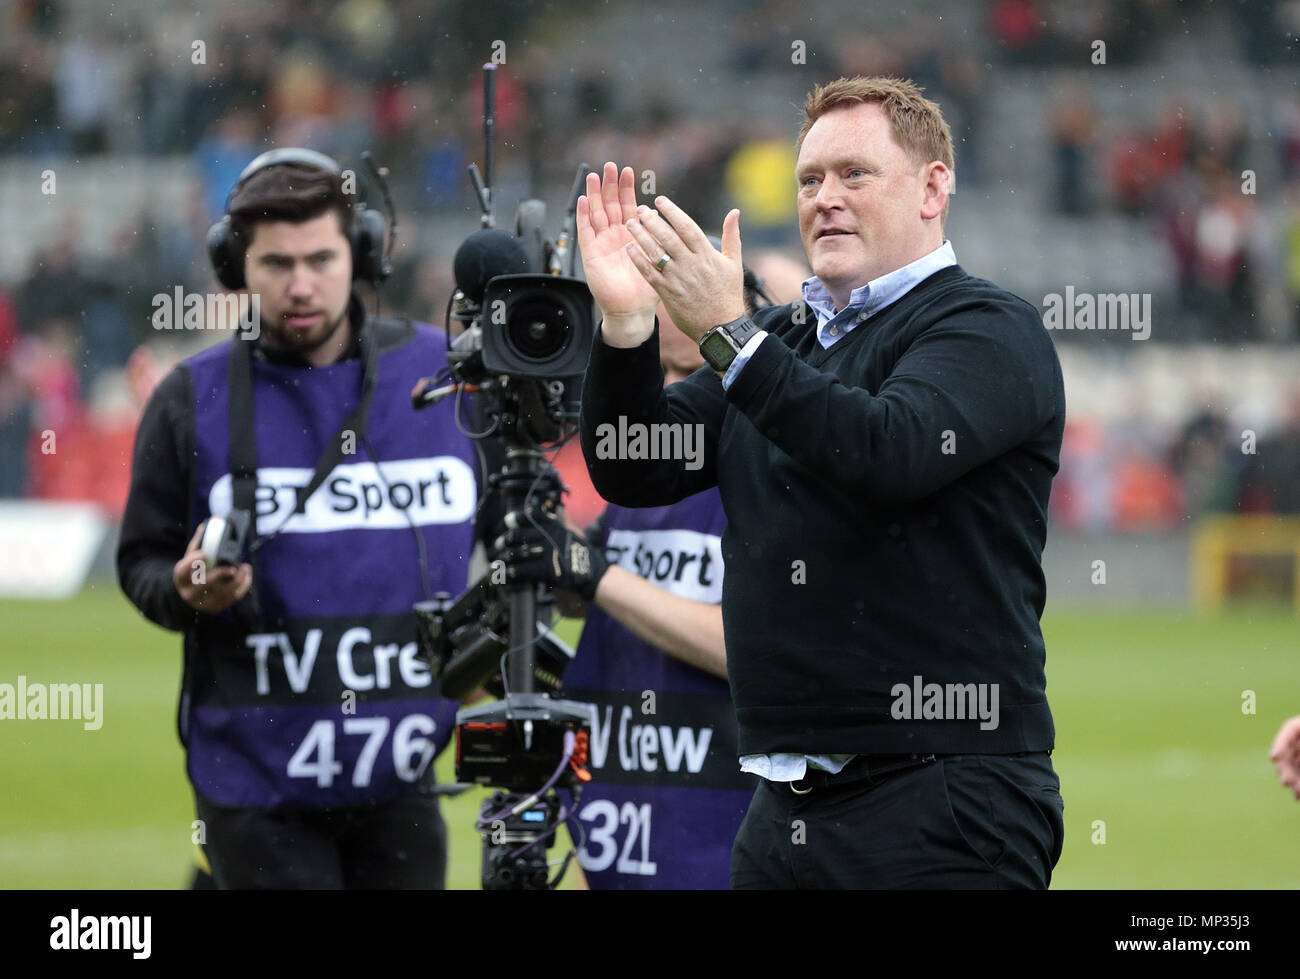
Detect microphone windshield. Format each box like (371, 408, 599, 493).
(453, 229, 531, 305)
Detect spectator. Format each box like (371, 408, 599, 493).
(1048, 82, 1098, 216)
(1237, 388, 1300, 513)
(0, 287, 31, 497)
(724, 122, 799, 248)
(194, 107, 263, 224)
(1168, 408, 1238, 517)
(1193, 165, 1262, 340)
(54, 34, 124, 155)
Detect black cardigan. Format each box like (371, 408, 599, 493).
(580, 265, 1065, 756)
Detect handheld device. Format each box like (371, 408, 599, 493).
(199, 509, 251, 567)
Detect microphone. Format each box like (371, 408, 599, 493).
(452, 229, 531, 307)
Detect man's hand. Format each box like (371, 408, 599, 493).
(173, 523, 253, 614)
(577, 162, 661, 347)
(1270, 716, 1300, 799)
(623, 196, 747, 342)
(494, 509, 610, 602)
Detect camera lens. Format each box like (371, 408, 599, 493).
(506, 295, 575, 363)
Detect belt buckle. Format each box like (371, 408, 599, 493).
(789, 779, 813, 795)
(889, 753, 937, 775)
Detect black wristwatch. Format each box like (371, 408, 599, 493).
(698, 315, 761, 373)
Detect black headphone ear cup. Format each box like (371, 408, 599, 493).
(206, 216, 246, 290)
(350, 206, 388, 285)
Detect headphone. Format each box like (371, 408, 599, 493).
(206, 148, 390, 290)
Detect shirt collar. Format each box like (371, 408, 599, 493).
(801, 239, 958, 322)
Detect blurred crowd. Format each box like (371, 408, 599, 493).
(1047, 87, 1300, 341)
(1022, 0, 1300, 343)
(992, 0, 1297, 68)
(1052, 390, 1300, 533)
(1, 0, 1299, 532)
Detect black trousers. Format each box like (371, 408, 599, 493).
(194, 789, 448, 890)
(730, 752, 1064, 889)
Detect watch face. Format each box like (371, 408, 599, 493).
(700, 330, 734, 367)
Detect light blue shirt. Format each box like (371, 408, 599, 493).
(722, 239, 957, 389)
(732, 239, 958, 782)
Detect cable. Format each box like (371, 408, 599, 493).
(362, 433, 436, 603)
(443, 293, 456, 360)
(454, 382, 499, 439)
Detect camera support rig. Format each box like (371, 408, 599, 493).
(411, 61, 597, 889)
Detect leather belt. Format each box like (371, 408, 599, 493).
(787, 753, 941, 795)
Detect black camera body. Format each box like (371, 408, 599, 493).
(455, 693, 593, 792)
(438, 203, 598, 447)
(480, 273, 595, 381)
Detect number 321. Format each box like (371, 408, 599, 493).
(579, 800, 657, 876)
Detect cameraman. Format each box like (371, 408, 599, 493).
(498, 271, 771, 889)
(118, 150, 480, 888)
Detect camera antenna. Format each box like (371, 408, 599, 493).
(552, 164, 589, 277)
(468, 63, 496, 228)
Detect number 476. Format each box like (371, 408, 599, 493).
(287, 714, 435, 788)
